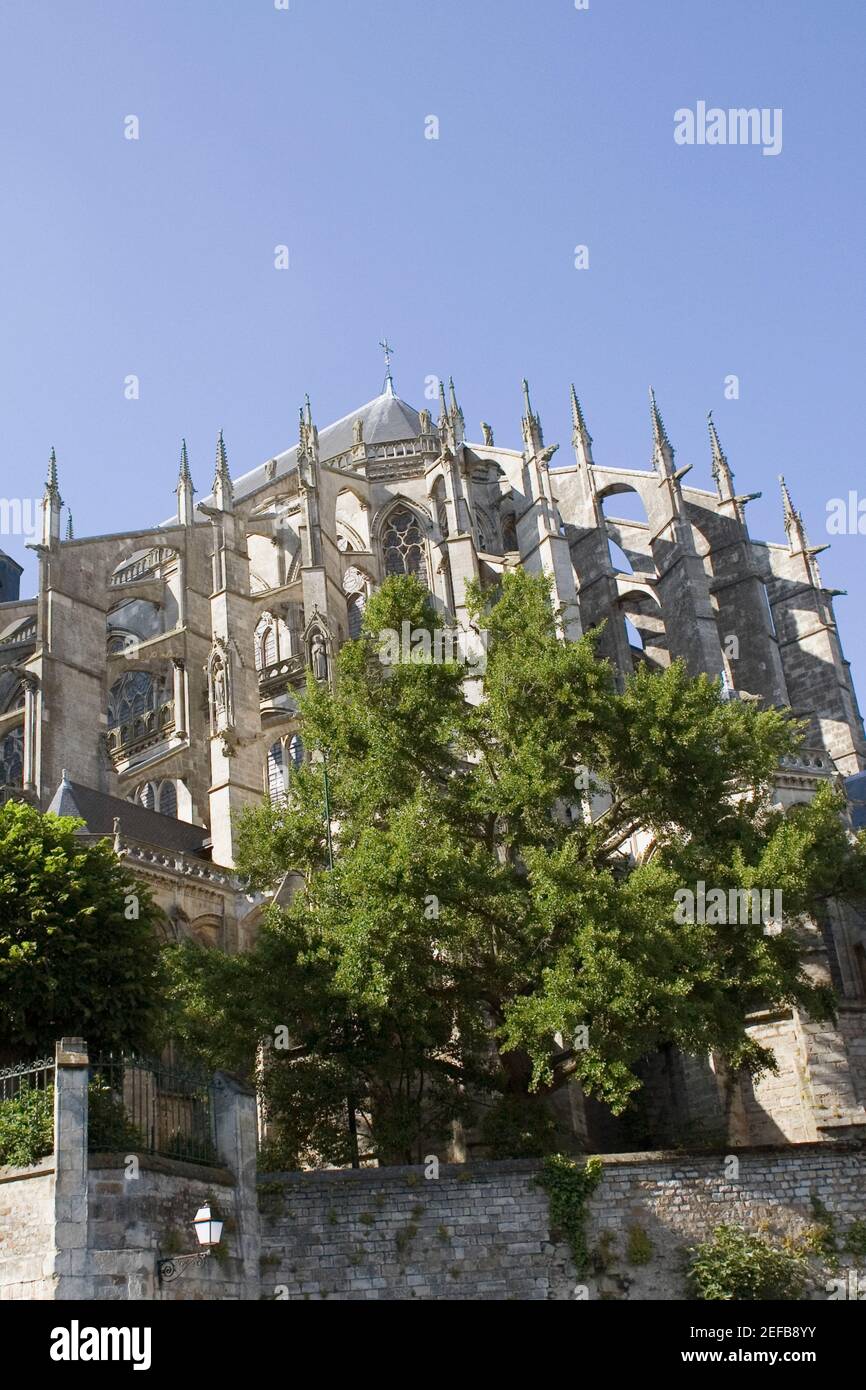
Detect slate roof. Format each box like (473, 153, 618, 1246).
(198, 386, 426, 509)
(47, 776, 210, 856)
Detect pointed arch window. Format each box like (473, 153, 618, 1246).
(157, 780, 177, 818)
(138, 782, 156, 811)
(288, 734, 304, 770)
(0, 727, 24, 787)
(267, 741, 287, 806)
(347, 593, 366, 640)
(261, 625, 277, 669)
(382, 507, 428, 587)
(108, 672, 158, 729)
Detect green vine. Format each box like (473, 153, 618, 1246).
(535, 1154, 602, 1275)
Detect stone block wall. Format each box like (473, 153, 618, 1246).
(0, 1041, 260, 1300)
(258, 1161, 574, 1301)
(258, 1145, 866, 1301)
(0, 1160, 55, 1300)
(87, 1156, 243, 1300)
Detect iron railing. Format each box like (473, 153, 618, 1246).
(0, 1056, 55, 1104)
(88, 1055, 218, 1166)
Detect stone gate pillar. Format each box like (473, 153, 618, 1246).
(50, 1036, 90, 1298)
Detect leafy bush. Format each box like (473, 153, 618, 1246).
(0, 1084, 54, 1167)
(688, 1224, 807, 1301)
(87, 1082, 145, 1153)
(0, 1078, 151, 1167)
(481, 1095, 558, 1159)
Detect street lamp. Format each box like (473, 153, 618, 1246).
(157, 1204, 224, 1284)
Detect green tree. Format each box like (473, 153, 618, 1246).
(167, 572, 866, 1161)
(0, 801, 165, 1058)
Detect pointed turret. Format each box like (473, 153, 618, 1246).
(570, 384, 594, 468)
(46, 447, 61, 500)
(437, 378, 449, 430)
(299, 395, 320, 466)
(707, 411, 739, 509)
(649, 387, 675, 476)
(521, 378, 544, 455)
(64, 510, 74, 542)
(707, 414, 761, 521)
(779, 474, 829, 581)
(177, 438, 196, 526)
(779, 475, 808, 554)
(437, 378, 456, 452)
(41, 446, 63, 545)
(447, 376, 465, 444)
(213, 429, 233, 512)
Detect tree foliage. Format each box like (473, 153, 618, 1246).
(0, 801, 165, 1058)
(167, 572, 866, 1163)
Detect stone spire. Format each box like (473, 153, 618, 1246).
(448, 377, 465, 444)
(779, 475, 828, 587)
(64, 509, 74, 542)
(299, 395, 320, 465)
(779, 475, 809, 554)
(521, 378, 544, 455)
(437, 378, 449, 429)
(46, 446, 61, 500)
(707, 413, 761, 522)
(649, 387, 675, 476)
(213, 429, 233, 512)
(707, 411, 739, 512)
(177, 438, 196, 526)
(41, 447, 63, 545)
(437, 378, 456, 452)
(570, 384, 594, 468)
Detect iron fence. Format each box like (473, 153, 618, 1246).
(0, 1056, 55, 1104)
(88, 1055, 218, 1166)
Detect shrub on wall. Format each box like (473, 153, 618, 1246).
(0, 1084, 53, 1167)
(0, 1080, 144, 1168)
(87, 1081, 145, 1153)
(688, 1224, 807, 1301)
(481, 1095, 558, 1159)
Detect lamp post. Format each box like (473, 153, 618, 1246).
(157, 1204, 224, 1284)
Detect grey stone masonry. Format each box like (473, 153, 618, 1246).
(257, 1146, 866, 1302)
(50, 1037, 90, 1298)
(0, 1040, 261, 1300)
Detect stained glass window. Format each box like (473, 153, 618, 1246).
(267, 741, 287, 805)
(382, 507, 427, 587)
(0, 727, 23, 787)
(108, 672, 158, 728)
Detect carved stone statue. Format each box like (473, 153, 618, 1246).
(214, 662, 227, 715)
(353, 417, 364, 445)
(419, 409, 432, 434)
(311, 632, 329, 682)
(481, 421, 494, 446)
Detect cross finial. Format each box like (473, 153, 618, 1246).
(379, 336, 395, 394)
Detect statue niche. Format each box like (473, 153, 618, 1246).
(207, 642, 234, 735)
(305, 618, 331, 685)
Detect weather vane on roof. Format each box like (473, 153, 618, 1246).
(379, 336, 395, 394)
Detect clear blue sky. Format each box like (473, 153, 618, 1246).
(1, 0, 864, 688)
